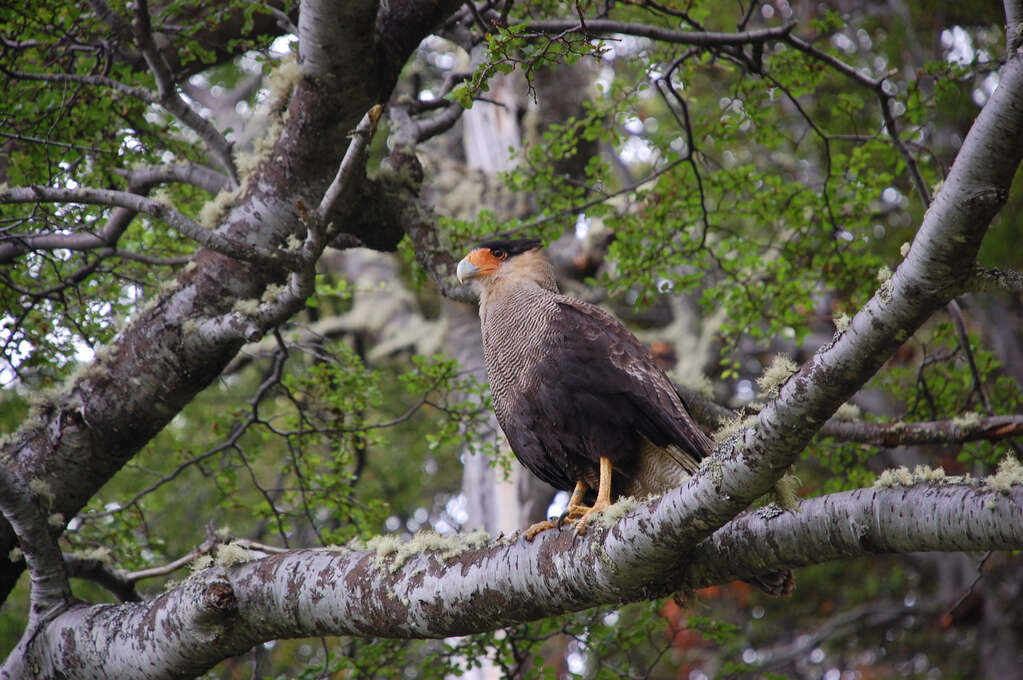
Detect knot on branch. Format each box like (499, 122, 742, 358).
(193, 572, 238, 626)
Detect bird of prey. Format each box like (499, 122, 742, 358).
(456, 237, 713, 536)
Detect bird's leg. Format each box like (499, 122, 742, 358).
(525, 481, 589, 540)
(556, 481, 589, 527)
(575, 457, 613, 535)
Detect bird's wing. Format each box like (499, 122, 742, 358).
(528, 297, 713, 467)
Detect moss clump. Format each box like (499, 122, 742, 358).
(28, 478, 55, 508)
(596, 496, 644, 527)
(773, 473, 802, 512)
(951, 411, 983, 431)
(367, 530, 491, 573)
(756, 354, 798, 399)
(216, 542, 259, 566)
(231, 298, 262, 316)
(874, 466, 915, 488)
(833, 402, 861, 421)
(874, 464, 972, 488)
(986, 457, 1023, 494)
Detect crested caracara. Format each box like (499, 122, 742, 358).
(456, 237, 711, 533)
(457, 238, 794, 595)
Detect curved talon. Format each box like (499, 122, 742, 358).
(556, 503, 588, 528)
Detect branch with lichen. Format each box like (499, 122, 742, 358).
(11, 479, 1023, 678)
(965, 266, 1023, 293)
(0, 185, 300, 270)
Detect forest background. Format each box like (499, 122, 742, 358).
(2, 0, 1023, 677)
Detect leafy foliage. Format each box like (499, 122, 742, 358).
(2, 0, 1022, 677)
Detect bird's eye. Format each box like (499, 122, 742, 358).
(491, 248, 507, 259)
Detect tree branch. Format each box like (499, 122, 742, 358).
(675, 384, 1023, 448)
(1005, 0, 1023, 54)
(115, 163, 230, 195)
(317, 105, 384, 221)
(819, 414, 1023, 446)
(0, 465, 72, 627)
(520, 18, 796, 46)
(0, 163, 225, 263)
(11, 482, 1023, 678)
(966, 266, 1023, 293)
(686, 484, 1023, 587)
(131, 0, 239, 184)
(0, 185, 301, 269)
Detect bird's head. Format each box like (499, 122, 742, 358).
(456, 238, 558, 293)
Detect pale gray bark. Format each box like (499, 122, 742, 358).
(0, 0, 460, 627)
(7, 482, 1022, 679)
(3, 3, 1023, 677)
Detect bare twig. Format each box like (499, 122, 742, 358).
(317, 105, 384, 223)
(131, 0, 239, 184)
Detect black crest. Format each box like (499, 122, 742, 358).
(475, 238, 543, 257)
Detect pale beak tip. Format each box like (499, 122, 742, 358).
(456, 257, 478, 283)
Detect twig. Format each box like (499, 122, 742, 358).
(944, 551, 992, 620)
(946, 299, 1021, 455)
(131, 0, 239, 184)
(317, 105, 384, 222)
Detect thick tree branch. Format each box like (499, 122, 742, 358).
(0, 466, 72, 627)
(700, 53, 1023, 527)
(9, 482, 1023, 678)
(819, 414, 1023, 446)
(1006, 0, 1023, 54)
(0, 185, 300, 269)
(0, 0, 463, 607)
(520, 19, 796, 46)
(0, 163, 225, 263)
(686, 483, 1023, 586)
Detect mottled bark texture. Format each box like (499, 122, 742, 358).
(3, 3, 1023, 678)
(10, 484, 1023, 679)
(0, 0, 459, 610)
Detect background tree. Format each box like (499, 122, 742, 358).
(1, 0, 1023, 677)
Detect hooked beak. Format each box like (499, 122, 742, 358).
(456, 257, 480, 283)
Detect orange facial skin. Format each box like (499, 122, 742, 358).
(458, 247, 509, 280)
(467, 247, 508, 274)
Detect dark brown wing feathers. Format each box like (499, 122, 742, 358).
(503, 297, 710, 493)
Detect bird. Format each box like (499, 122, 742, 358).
(456, 237, 713, 534)
(456, 238, 794, 596)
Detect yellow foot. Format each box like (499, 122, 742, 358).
(556, 502, 589, 528)
(573, 498, 612, 536)
(523, 520, 556, 542)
